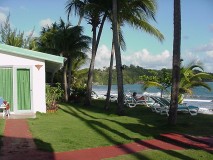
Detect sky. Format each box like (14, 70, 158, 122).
(0, 0, 213, 72)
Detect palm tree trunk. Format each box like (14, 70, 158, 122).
(67, 58, 72, 99)
(105, 41, 114, 110)
(168, 0, 181, 125)
(84, 14, 107, 106)
(95, 12, 107, 52)
(63, 62, 69, 102)
(85, 25, 97, 106)
(112, 0, 124, 115)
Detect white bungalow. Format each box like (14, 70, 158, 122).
(0, 44, 64, 116)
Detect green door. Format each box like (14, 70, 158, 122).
(0, 68, 13, 111)
(17, 69, 31, 110)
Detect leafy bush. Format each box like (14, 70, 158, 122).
(46, 83, 64, 111)
(69, 86, 86, 103)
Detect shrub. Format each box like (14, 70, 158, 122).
(46, 83, 64, 111)
(69, 86, 86, 103)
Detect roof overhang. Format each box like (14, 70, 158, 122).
(0, 44, 65, 73)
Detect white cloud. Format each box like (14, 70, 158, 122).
(0, 12, 7, 24)
(185, 41, 213, 72)
(84, 45, 172, 70)
(0, 7, 9, 13)
(25, 29, 38, 37)
(0, 7, 9, 24)
(39, 18, 53, 28)
(193, 41, 213, 52)
(122, 49, 171, 69)
(84, 43, 213, 73)
(94, 45, 112, 68)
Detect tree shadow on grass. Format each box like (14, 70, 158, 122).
(0, 136, 54, 160)
(59, 104, 202, 160)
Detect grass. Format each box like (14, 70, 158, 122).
(27, 100, 213, 152)
(104, 149, 213, 160)
(0, 119, 5, 147)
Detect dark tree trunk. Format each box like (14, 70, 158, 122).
(63, 62, 69, 102)
(85, 25, 97, 106)
(67, 58, 72, 99)
(168, 0, 181, 125)
(84, 14, 107, 106)
(112, 0, 124, 115)
(105, 41, 114, 110)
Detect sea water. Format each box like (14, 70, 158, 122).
(92, 82, 213, 114)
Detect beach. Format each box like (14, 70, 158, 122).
(92, 82, 213, 115)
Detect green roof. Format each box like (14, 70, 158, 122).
(0, 44, 64, 63)
(0, 44, 65, 72)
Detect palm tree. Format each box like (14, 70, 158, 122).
(179, 61, 213, 103)
(141, 61, 213, 103)
(66, 0, 164, 109)
(141, 69, 171, 97)
(66, 0, 109, 106)
(37, 19, 91, 101)
(106, 0, 164, 111)
(168, 0, 181, 125)
(105, 29, 126, 110)
(112, 0, 125, 115)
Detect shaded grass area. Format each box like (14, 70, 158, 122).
(104, 149, 213, 160)
(28, 100, 213, 152)
(0, 119, 5, 148)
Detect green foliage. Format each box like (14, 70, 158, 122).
(46, 83, 64, 110)
(70, 86, 87, 103)
(139, 61, 213, 103)
(179, 61, 213, 97)
(76, 64, 212, 86)
(0, 14, 35, 48)
(140, 69, 172, 96)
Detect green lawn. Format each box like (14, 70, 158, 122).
(0, 119, 5, 147)
(27, 100, 213, 152)
(104, 149, 213, 160)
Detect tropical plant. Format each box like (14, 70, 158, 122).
(37, 19, 91, 101)
(168, 0, 181, 125)
(66, 0, 109, 106)
(140, 62, 213, 104)
(0, 14, 35, 48)
(46, 83, 64, 111)
(140, 69, 171, 97)
(106, 0, 164, 112)
(179, 61, 213, 103)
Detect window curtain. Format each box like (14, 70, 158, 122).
(0, 68, 13, 111)
(17, 69, 31, 110)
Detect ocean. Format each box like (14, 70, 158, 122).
(92, 82, 213, 114)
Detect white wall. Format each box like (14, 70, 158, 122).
(0, 52, 46, 113)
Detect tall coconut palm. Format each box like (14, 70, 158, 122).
(66, 0, 109, 106)
(168, 0, 181, 125)
(112, 0, 124, 115)
(105, 30, 126, 110)
(37, 19, 91, 101)
(106, 0, 164, 111)
(66, 0, 164, 108)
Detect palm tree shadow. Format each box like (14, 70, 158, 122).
(0, 136, 54, 160)
(59, 104, 200, 160)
